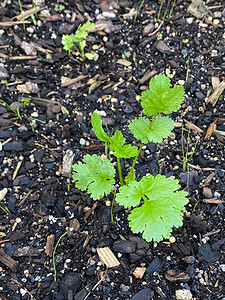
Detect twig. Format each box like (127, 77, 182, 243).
(8, 56, 37, 60)
(84, 272, 108, 300)
(18, 189, 33, 206)
(12, 6, 45, 21)
(149, 21, 164, 36)
(0, 21, 31, 26)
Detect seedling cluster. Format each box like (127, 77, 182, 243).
(72, 74, 189, 242)
(62, 21, 95, 59)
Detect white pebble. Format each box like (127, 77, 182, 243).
(80, 138, 86, 146)
(186, 17, 193, 24)
(220, 264, 225, 272)
(20, 288, 27, 296)
(27, 27, 34, 34)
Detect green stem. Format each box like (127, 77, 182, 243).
(117, 157, 124, 186)
(53, 232, 67, 281)
(128, 144, 143, 177)
(168, 0, 177, 20)
(157, 0, 165, 20)
(110, 191, 116, 223)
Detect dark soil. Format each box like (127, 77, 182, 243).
(0, 0, 225, 299)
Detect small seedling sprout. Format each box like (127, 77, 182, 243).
(62, 21, 95, 59)
(0, 99, 22, 121)
(181, 124, 199, 172)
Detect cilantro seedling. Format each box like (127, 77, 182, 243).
(21, 98, 30, 107)
(62, 21, 95, 59)
(0, 99, 22, 121)
(72, 74, 188, 242)
(54, 4, 65, 12)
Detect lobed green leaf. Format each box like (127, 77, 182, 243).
(129, 116, 174, 144)
(72, 154, 115, 200)
(129, 117, 151, 144)
(141, 74, 185, 116)
(148, 116, 174, 143)
(110, 130, 138, 158)
(116, 174, 188, 242)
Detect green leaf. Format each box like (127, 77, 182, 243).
(72, 154, 115, 200)
(141, 74, 185, 116)
(116, 174, 188, 242)
(75, 21, 95, 41)
(149, 73, 171, 95)
(129, 116, 174, 144)
(124, 171, 136, 185)
(62, 35, 77, 55)
(148, 116, 174, 143)
(110, 130, 138, 158)
(91, 112, 110, 143)
(129, 117, 151, 144)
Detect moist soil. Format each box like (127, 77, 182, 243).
(0, 0, 225, 299)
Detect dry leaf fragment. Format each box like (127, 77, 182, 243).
(17, 82, 39, 94)
(97, 247, 120, 268)
(165, 270, 190, 282)
(133, 267, 146, 279)
(211, 76, 220, 90)
(204, 122, 216, 139)
(206, 80, 225, 107)
(187, 0, 211, 18)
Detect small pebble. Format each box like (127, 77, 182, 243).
(20, 288, 27, 296)
(27, 27, 34, 34)
(80, 138, 86, 146)
(220, 264, 225, 272)
(186, 17, 193, 24)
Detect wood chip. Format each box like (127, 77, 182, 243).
(202, 198, 224, 204)
(116, 59, 132, 67)
(205, 79, 225, 107)
(211, 76, 220, 90)
(97, 247, 120, 268)
(62, 149, 74, 177)
(61, 75, 88, 87)
(45, 234, 55, 257)
(204, 172, 215, 185)
(0, 249, 18, 272)
(133, 267, 146, 279)
(204, 122, 216, 139)
(138, 70, 157, 85)
(67, 218, 80, 236)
